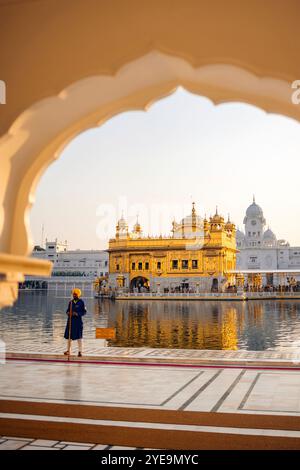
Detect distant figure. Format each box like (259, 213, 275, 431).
(64, 288, 87, 357)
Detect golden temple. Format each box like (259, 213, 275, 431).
(108, 203, 237, 293)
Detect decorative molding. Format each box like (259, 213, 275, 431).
(0, 253, 52, 276)
(0, 254, 52, 308)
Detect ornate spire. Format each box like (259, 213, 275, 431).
(225, 213, 235, 233)
(227, 213, 231, 223)
(116, 213, 128, 238)
(203, 213, 209, 231)
(133, 213, 141, 233)
(192, 201, 196, 216)
(171, 216, 178, 237)
(191, 202, 197, 231)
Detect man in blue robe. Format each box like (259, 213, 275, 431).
(64, 288, 87, 357)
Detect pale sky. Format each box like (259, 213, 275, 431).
(30, 88, 300, 250)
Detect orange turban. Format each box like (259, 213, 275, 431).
(72, 288, 81, 297)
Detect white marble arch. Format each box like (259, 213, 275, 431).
(0, 51, 300, 307)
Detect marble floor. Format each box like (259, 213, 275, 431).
(0, 436, 139, 450)
(1, 357, 300, 449)
(1, 360, 300, 415)
(4, 342, 300, 367)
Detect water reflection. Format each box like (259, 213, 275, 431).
(106, 302, 240, 350)
(1, 291, 300, 351)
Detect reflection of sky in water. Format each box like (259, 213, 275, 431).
(1, 291, 300, 351)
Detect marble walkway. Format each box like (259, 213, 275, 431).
(1, 358, 300, 415)
(3, 341, 300, 368)
(2, 345, 300, 449)
(0, 436, 138, 450)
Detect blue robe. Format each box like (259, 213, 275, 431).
(64, 298, 86, 340)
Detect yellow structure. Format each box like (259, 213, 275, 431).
(109, 204, 237, 293)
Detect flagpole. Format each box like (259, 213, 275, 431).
(67, 298, 72, 361)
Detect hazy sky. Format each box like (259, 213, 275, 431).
(30, 88, 300, 250)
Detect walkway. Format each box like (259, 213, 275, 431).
(1, 350, 300, 449)
(0, 436, 137, 451)
(2, 358, 300, 414)
(5, 343, 300, 367)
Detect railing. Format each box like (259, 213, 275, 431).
(116, 291, 300, 299)
(246, 291, 300, 298)
(116, 292, 243, 298)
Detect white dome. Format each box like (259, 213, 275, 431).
(243, 197, 266, 225)
(263, 228, 277, 247)
(236, 229, 245, 240)
(263, 228, 277, 241)
(246, 201, 264, 218)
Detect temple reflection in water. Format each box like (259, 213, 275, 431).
(105, 301, 242, 350)
(94, 299, 300, 350)
(1, 292, 300, 351)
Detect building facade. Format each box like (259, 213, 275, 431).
(236, 198, 300, 284)
(108, 203, 237, 293)
(25, 240, 109, 289)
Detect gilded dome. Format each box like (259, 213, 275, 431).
(116, 215, 127, 230)
(210, 207, 224, 224)
(172, 203, 203, 238)
(180, 213, 203, 226)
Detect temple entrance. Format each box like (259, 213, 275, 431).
(181, 281, 189, 292)
(248, 273, 263, 292)
(266, 273, 274, 287)
(211, 278, 219, 293)
(130, 276, 149, 293)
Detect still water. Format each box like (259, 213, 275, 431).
(1, 291, 300, 351)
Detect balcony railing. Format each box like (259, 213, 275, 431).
(115, 291, 300, 299)
(116, 292, 243, 298)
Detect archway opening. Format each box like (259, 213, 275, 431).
(2, 62, 300, 351)
(130, 277, 150, 293)
(26, 86, 300, 297)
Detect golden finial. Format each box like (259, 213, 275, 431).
(192, 201, 196, 216)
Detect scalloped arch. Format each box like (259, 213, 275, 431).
(1, 51, 299, 257)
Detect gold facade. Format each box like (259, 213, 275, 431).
(108, 204, 237, 292)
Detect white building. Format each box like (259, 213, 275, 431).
(236, 198, 300, 284)
(25, 239, 109, 290)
